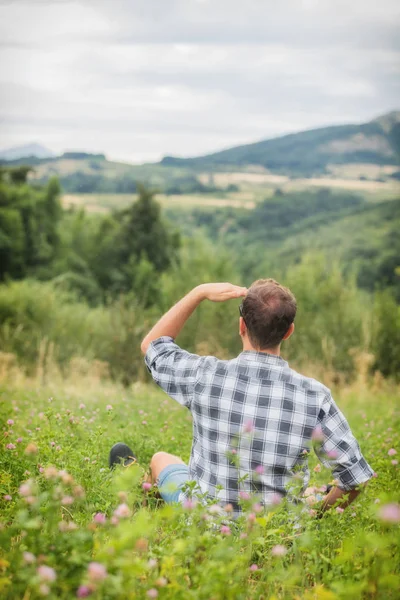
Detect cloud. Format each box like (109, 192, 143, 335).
(0, 0, 399, 162)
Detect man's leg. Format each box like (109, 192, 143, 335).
(150, 451, 185, 483)
(150, 451, 189, 504)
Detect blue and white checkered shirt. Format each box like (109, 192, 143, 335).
(145, 337, 373, 514)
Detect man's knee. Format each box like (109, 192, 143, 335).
(150, 451, 169, 470)
(150, 451, 184, 478)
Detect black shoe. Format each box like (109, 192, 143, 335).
(109, 442, 137, 469)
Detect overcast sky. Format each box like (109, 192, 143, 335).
(0, 0, 399, 163)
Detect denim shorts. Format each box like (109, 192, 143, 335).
(157, 463, 190, 504)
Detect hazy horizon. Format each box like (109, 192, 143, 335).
(1, 0, 399, 163)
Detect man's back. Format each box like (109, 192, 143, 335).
(146, 336, 373, 515)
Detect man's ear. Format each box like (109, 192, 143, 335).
(283, 322, 295, 341)
(239, 317, 246, 337)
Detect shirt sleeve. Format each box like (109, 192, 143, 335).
(144, 336, 217, 408)
(314, 393, 374, 491)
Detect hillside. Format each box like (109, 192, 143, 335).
(1, 112, 399, 194)
(161, 111, 400, 175)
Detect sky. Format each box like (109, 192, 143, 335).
(0, 0, 399, 163)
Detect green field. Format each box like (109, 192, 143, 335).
(1, 376, 399, 599)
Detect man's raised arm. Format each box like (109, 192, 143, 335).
(140, 282, 247, 355)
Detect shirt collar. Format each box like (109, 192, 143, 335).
(239, 350, 288, 367)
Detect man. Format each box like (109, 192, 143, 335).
(110, 280, 373, 516)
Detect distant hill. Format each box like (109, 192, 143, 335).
(0, 143, 55, 161)
(161, 111, 400, 176)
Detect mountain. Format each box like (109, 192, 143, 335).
(161, 111, 400, 175)
(0, 143, 55, 161)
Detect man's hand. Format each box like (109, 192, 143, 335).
(198, 282, 248, 303)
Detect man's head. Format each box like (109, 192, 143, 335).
(239, 279, 297, 351)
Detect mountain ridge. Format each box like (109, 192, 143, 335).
(160, 111, 400, 175)
(0, 143, 55, 161)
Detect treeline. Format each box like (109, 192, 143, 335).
(0, 169, 399, 384)
(0, 167, 180, 305)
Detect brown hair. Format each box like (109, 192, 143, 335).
(241, 279, 297, 349)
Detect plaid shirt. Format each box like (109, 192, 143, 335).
(145, 337, 373, 514)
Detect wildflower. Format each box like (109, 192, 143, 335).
(44, 466, 58, 479)
(147, 558, 157, 569)
(147, 590, 158, 598)
(50, 441, 55, 447)
(142, 420, 148, 425)
(135, 538, 149, 552)
(183, 498, 197, 510)
(73, 485, 85, 498)
(255, 465, 264, 475)
(240, 532, 248, 539)
(7, 419, 14, 426)
(243, 420, 254, 433)
(249, 564, 258, 571)
(106, 405, 113, 411)
(155, 577, 167, 587)
(336, 507, 344, 514)
(239, 491, 250, 501)
(23, 551, 36, 564)
(39, 584, 50, 596)
(17, 437, 23, 443)
(87, 562, 107, 582)
(271, 544, 287, 556)
(308, 509, 317, 517)
(61, 496, 74, 506)
(93, 513, 107, 524)
(372, 472, 378, 478)
(252, 502, 263, 513)
(224, 503, 233, 513)
(388, 448, 397, 456)
(6, 443, 16, 450)
(392, 460, 398, 465)
(311, 425, 324, 442)
(19, 481, 33, 497)
(247, 512, 256, 523)
(111, 516, 119, 525)
(326, 449, 338, 459)
(378, 503, 400, 523)
(374, 498, 381, 504)
(220, 525, 231, 535)
(59, 471, 74, 485)
(208, 504, 222, 515)
(4, 494, 12, 501)
(79, 403, 86, 410)
(313, 464, 321, 473)
(306, 495, 317, 506)
(77, 585, 92, 598)
(142, 482, 152, 491)
(118, 491, 128, 502)
(271, 493, 283, 505)
(37, 565, 57, 582)
(56, 445, 61, 451)
(114, 503, 131, 518)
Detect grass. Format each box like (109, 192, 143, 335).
(0, 371, 399, 599)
